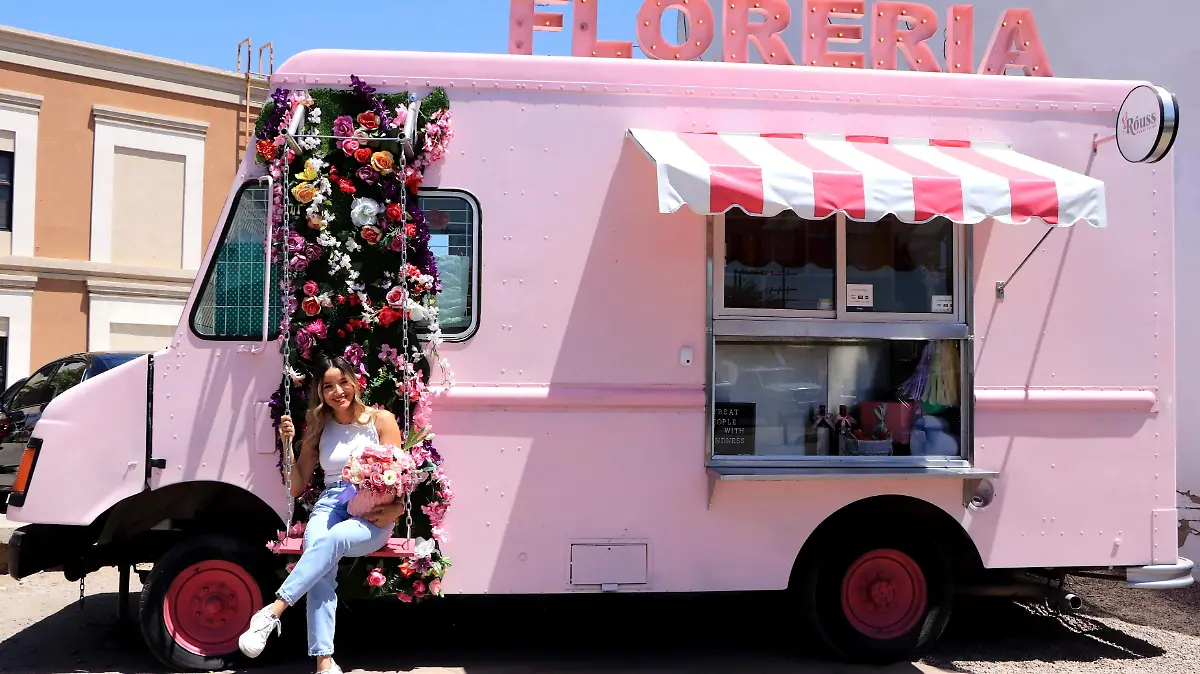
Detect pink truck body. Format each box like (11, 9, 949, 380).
(5, 45, 1192, 666)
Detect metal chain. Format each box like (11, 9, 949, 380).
(280, 130, 295, 531)
(399, 136, 414, 541)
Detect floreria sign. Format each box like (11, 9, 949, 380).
(509, 1, 1053, 76)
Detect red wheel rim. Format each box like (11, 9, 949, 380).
(840, 549, 928, 640)
(162, 560, 262, 657)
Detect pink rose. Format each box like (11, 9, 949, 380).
(285, 563, 297, 573)
(303, 280, 318, 297)
(301, 297, 322, 317)
(428, 579, 442, 596)
(341, 138, 361, 156)
(361, 226, 382, 245)
(386, 286, 405, 308)
(333, 115, 354, 138)
(367, 568, 387, 587)
(412, 580, 426, 598)
(397, 592, 412, 603)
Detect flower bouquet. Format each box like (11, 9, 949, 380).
(342, 426, 431, 517)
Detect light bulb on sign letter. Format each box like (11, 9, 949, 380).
(944, 5, 974, 73)
(871, 2, 941, 72)
(802, 0, 866, 69)
(509, 0, 568, 55)
(978, 8, 1053, 76)
(573, 0, 634, 58)
(636, 0, 716, 61)
(724, 0, 795, 65)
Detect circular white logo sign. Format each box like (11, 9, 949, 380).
(1116, 84, 1179, 164)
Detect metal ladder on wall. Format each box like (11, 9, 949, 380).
(236, 39, 274, 167)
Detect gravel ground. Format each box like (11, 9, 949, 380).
(1, 568, 1199, 674)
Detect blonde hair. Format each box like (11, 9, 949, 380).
(299, 355, 371, 462)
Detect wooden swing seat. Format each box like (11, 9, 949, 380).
(272, 536, 417, 558)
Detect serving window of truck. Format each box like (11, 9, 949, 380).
(628, 130, 1107, 474)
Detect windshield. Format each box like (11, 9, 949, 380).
(92, 353, 143, 374)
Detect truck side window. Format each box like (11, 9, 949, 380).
(190, 183, 282, 340)
(419, 191, 480, 340)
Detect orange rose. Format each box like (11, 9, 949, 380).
(291, 182, 318, 204)
(370, 151, 395, 176)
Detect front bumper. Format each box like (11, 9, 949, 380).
(1126, 557, 1195, 590)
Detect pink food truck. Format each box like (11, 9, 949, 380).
(4, 1, 1193, 670)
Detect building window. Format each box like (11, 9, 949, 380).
(190, 183, 282, 340)
(418, 190, 481, 341)
(710, 212, 968, 464)
(0, 150, 13, 233)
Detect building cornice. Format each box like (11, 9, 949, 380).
(86, 279, 192, 302)
(92, 104, 209, 139)
(0, 255, 196, 286)
(0, 24, 270, 106)
(0, 273, 38, 293)
(0, 88, 41, 114)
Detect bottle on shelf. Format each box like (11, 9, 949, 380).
(812, 405, 833, 456)
(835, 404, 855, 455)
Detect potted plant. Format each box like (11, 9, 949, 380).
(850, 403, 894, 456)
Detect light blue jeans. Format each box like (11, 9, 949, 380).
(276, 483, 391, 657)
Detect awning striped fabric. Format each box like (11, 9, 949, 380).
(627, 129, 1107, 227)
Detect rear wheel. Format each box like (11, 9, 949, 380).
(139, 535, 281, 672)
(800, 537, 952, 663)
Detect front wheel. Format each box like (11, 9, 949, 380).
(138, 535, 281, 672)
(800, 538, 952, 663)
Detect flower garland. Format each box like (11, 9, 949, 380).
(256, 76, 455, 602)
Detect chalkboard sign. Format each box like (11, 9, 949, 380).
(713, 402, 756, 456)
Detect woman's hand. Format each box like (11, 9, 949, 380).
(279, 415, 296, 442)
(364, 500, 406, 529)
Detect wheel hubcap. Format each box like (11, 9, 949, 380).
(840, 549, 928, 640)
(162, 560, 261, 657)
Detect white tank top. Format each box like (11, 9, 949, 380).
(319, 414, 380, 485)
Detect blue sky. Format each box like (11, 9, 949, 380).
(1, 0, 663, 71)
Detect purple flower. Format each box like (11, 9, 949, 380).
(356, 166, 379, 185)
(344, 343, 366, 366)
(288, 254, 309, 272)
(295, 330, 314, 352)
(333, 115, 355, 138)
(257, 88, 292, 141)
(379, 177, 400, 201)
(287, 232, 306, 252)
(305, 243, 323, 262)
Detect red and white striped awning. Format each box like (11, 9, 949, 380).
(627, 129, 1106, 227)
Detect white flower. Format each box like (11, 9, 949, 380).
(316, 232, 338, 248)
(344, 239, 361, 253)
(350, 197, 382, 228)
(406, 298, 427, 322)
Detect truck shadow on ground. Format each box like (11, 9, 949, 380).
(0, 593, 1166, 674)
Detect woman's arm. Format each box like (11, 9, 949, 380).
(280, 415, 318, 498)
(374, 409, 404, 446)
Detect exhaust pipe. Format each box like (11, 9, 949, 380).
(960, 584, 1083, 613)
(1057, 593, 1083, 613)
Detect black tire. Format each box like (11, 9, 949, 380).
(138, 534, 283, 672)
(799, 534, 953, 664)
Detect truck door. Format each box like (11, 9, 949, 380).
(145, 180, 286, 515)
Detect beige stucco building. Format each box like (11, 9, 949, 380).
(0, 25, 270, 388)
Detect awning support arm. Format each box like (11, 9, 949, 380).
(996, 135, 1107, 299)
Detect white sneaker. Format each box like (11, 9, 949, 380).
(317, 662, 343, 674)
(237, 606, 281, 658)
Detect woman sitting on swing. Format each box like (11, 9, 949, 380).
(237, 353, 408, 674)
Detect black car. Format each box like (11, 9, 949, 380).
(0, 352, 144, 510)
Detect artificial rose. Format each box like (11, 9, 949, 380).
(354, 147, 373, 164)
(350, 198, 382, 228)
(404, 222, 417, 237)
(397, 592, 413, 603)
(341, 138, 361, 156)
(385, 286, 405, 308)
(256, 139, 277, 161)
(367, 568, 387, 587)
(394, 105, 408, 127)
(333, 115, 355, 138)
(305, 244, 322, 262)
(355, 166, 378, 185)
(291, 182, 318, 204)
(378, 307, 403, 327)
(412, 580, 426, 598)
(295, 159, 319, 182)
(302, 281, 319, 297)
(285, 563, 297, 574)
(357, 111, 380, 130)
(306, 212, 327, 230)
(338, 178, 356, 195)
(301, 297, 322, 317)
(295, 330, 313, 352)
(406, 299, 428, 323)
(360, 226, 383, 245)
(385, 203, 403, 222)
(370, 151, 395, 175)
(308, 319, 328, 339)
(428, 578, 442, 596)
